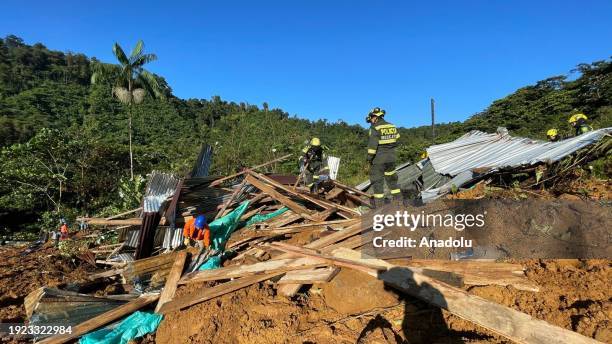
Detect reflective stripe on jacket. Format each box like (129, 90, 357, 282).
(367, 119, 400, 163)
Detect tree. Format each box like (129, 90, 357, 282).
(0, 128, 75, 214)
(90, 40, 168, 179)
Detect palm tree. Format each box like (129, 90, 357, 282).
(91, 40, 167, 179)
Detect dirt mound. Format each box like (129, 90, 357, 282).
(154, 259, 611, 344)
(0, 244, 93, 323)
(467, 259, 611, 342)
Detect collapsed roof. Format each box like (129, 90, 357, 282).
(358, 127, 611, 201)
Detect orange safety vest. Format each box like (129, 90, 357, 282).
(59, 224, 69, 239)
(182, 217, 211, 247)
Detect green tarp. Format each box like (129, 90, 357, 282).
(198, 201, 288, 271)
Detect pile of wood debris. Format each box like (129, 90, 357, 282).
(24, 155, 605, 344)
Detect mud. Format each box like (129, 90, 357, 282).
(0, 181, 609, 343)
(0, 244, 95, 325)
(152, 258, 611, 344)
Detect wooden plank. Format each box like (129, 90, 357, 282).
(105, 243, 125, 262)
(324, 187, 344, 200)
(95, 260, 126, 267)
(158, 272, 282, 314)
(331, 248, 600, 344)
(344, 191, 373, 208)
(104, 207, 143, 220)
(266, 211, 302, 228)
(210, 154, 292, 187)
(311, 207, 337, 221)
(277, 267, 340, 284)
(88, 267, 126, 280)
(276, 220, 365, 296)
(251, 171, 361, 217)
(85, 218, 142, 226)
(179, 257, 324, 284)
(332, 180, 373, 198)
(271, 218, 358, 231)
(24, 287, 44, 319)
(390, 259, 538, 292)
(216, 178, 247, 220)
(155, 251, 188, 313)
(245, 174, 316, 221)
(239, 205, 266, 221)
(269, 242, 388, 272)
(37, 294, 160, 344)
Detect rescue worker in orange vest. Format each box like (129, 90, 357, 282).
(183, 215, 210, 248)
(59, 219, 69, 240)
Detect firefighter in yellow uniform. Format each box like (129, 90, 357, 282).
(366, 107, 403, 208)
(568, 113, 593, 136)
(546, 129, 560, 142)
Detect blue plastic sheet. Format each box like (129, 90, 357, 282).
(79, 311, 162, 344)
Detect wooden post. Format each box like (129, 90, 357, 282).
(431, 98, 435, 144)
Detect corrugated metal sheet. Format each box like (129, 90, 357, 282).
(29, 288, 130, 340)
(179, 179, 250, 217)
(191, 144, 213, 177)
(108, 253, 135, 262)
(142, 171, 180, 213)
(327, 156, 341, 180)
(135, 212, 162, 259)
(356, 159, 442, 192)
(124, 228, 141, 248)
(427, 127, 612, 176)
(355, 127, 610, 201)
(162, 227, 183, 249)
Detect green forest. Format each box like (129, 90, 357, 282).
(1, 35, 611, 235)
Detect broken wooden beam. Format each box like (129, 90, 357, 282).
(104, 207, 143, 220)
(178, 257, 325, 284)
(245, 174, 317, 221)
(210, 154, 292, 187)
(269, 242, 388, 272)
(155, 251, 188, 313)
(277, 267, 340, 284)
(216, 178, 248, 220)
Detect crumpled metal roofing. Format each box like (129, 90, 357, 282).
(355, 159, 448, 192)
(142, 171, 180, 213)
(427, 128, 611, 176)
(191, 144, 213, 177)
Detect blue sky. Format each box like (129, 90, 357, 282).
(2, 0, 611, 128)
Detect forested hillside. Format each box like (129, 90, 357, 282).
(0, 35, 610, 234)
